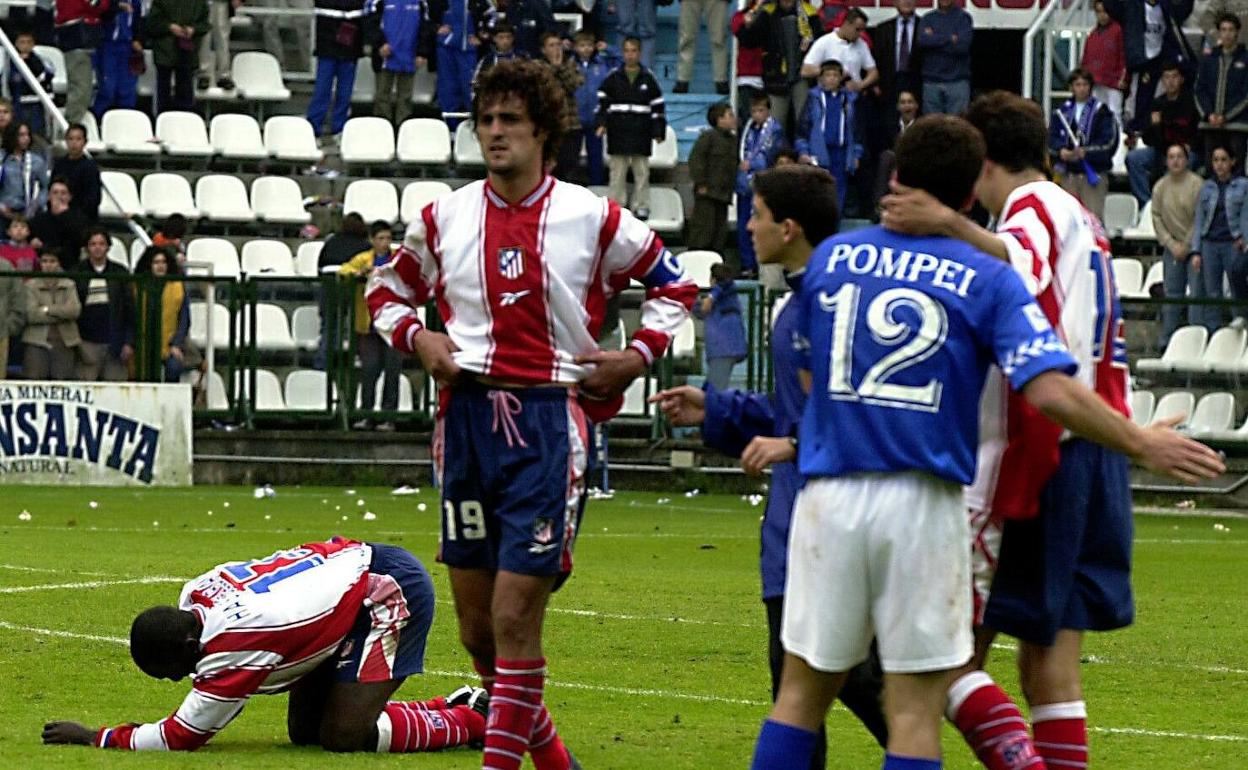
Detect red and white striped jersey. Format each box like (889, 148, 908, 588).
(366, 175, 698, 386)
(965, 180, 1130, 519)
(96, 539, 372, 751)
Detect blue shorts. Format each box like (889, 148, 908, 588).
(435, 381, 590, 582)
(984, 439, 1135, 646)
(334, 543, 435, 683)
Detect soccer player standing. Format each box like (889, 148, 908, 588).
(750, 115, 1223, 770)
(365, 59, 696, 770)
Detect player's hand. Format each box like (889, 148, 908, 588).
(648, 384, 706, 426)
(575, 349, 646, 400)
(42, 721, 95, 745)
(740, 436, 795, 476)
(595, 126, 606, 137)
(416, 55, 427, 68)
(379, 43, 392, 58)
(439, 24, 451, 35)
(412, 329, 462, 387)
(880, 180, 955, 237)
(1136, 414, 1226, 483)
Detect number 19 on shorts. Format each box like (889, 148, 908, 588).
(444, 500, 487, 541)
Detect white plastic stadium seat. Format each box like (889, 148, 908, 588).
(454, 121, 484, 168)
(129, 239, 147, 269)
(245, 369, 287, 411)
(397, 119, 452, 165)
(136, 50, 155, 97)
(410, 64, 436, 104)
(210, 114, 267, 160)
(156, 111, 213, 158)
(1192, 327, 1246, 373)
(33, 45, 66, 94)
(343, 180, 399, 224)
(1135, 325, 1207, 373)
(247, 303, 297, 351)
(107, 236, 129, 269)
(79, 112, 107, 153)
(294, 241, 325, 277)
(352, 58, 375, 103)
(264, 115, 323, 164)
(251, 176, 311, 225)
(678, 250, 723, 289)
(1187, 392, 1235, 436)
(1101, 193, 1139, 237)
(620, 377, 658, 416)
(356, 375, 414, 411)
(1151, 390, 1195, 428)
(1111, 258, 1144, 299)
(102, 109, 161, 156)
(1209, 413, 1248, 442)
(400, 181, 452, 222)
(671, 317, 696, 359)
(285, 369, 336, 410)
(231, 52, 292, 101)
(140, 173, 200, 219)
(204, 370, 229, 410)
(185, 238, 241, 279)
(291, 305, 321, 350)
(1142, 260, 1163, 296)
(189, 302, 235, 349)
(646, 188, 685, 236)
(240, 239, 295, 277)
(99, 170, 143, 219)
(1122, 199, 1156, 241)
(341, 117, 396, 165)
(196, 174, 257, 223)
(1110, 131, 1128, 176)
(649, 126, 679, 171)
(1129, 390, 1155, 428)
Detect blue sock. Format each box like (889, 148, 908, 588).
(881, 753, 942, 770)
(750, 719, 817, 770)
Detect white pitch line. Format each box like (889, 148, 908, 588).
(0, 577, 184, 595)
(0, 563, 113, 577)
(1092, 726, 1247, 743)
(0, 621, 128, 645)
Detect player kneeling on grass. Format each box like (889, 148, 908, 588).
(42, 537, 489, 754)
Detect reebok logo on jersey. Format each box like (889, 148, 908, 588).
(500, 290, 531, 306)
(499, 246, 525, 279)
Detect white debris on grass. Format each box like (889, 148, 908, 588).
(391, 486, 420, 495)
(417, 503, 428, 512)
(18, 510, 31, 521)
(345, 489, 357, 495)
(656, 497, 671, 504)
(363, 511, 377, 521)
(253, 485, 276, 499)
(88, 501, 99, 509)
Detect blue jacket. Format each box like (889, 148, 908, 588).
(736, 115, 785, 195)
(428, 0, 492, 51)
(0, 151, 49, 217)
(1102, 0, 1195, 72)
(796, 88, 862, 174)
(5, 51, 54, 110)
(574, 48, 619, 126)
(915, 6, 972, 83)
(1195, 45, 1248, 124)
(701, 273, 806, 600)
(365, 0, 433, 73)
(1048, 97, 1120, 175)
(1191, 175, 1248, 253)
(693, 280, 748, 361)
(101, 0, 144, 44)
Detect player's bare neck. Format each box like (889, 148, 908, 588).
(782, 244, 812, 273)
(489, 164, 546, 204)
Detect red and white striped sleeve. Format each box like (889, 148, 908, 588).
(599, 201, 698, 364)
(996, 194, 1057, 298)
(367, 205, 441, 355)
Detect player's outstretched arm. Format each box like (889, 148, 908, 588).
(42, 721, 96, 745)
(1021, 370, 1226, 483)
(880, 181, 1009, 261)
(650, 385, 706, 427)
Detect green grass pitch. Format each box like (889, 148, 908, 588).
(0, 486, 1244, 768)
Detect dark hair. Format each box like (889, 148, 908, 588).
(539, 30, 562, 47)
(752, 165, 840, 246)
(707, 101, 732, 126)
(963, 91, 1048, 174)
(472, 59, 568, 164)
(1217, 12, 1241, 31)
(1211, 144, 1238, 161)
(622, 36, 642, 50)
(573, 30, 596, 44)
(7, 212, 28, 227)
(895, 115, 986, 210)
(65, 122, 88, 141)
(159, 213, 187, 240)
(48, 175, 71, 193)
(1, 121, 32, 155)
(1067, 67, 1093, 87)
(339, 212, 368, 238)
(775, 147, 800, 164)
(819, 59, 845, 74)
(135, 244, 182, 276)
(709, 262, 736, 283)
(842, 7, 867, 24)
(492, 21, 515, 37)
(38, 247, 61, 261)
(370, 219, 393, 237)
(1160, 60, 1185, 76)
(749, 92, 771, 109)
(130, 606, 196, 677)
(84, 225, 110, 247)
(12, 25, 34, 40)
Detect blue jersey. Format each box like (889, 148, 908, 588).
(796, 225, 1077, 485)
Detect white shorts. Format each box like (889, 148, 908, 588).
(782, 472, 974, 674)
(968, 506, 1004, 627)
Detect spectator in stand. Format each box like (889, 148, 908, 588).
(734, 0, 821, 136)
(314, 212, 369, 369)
(22, 248, 81, 379)
(0, 98, 13, 137)
(134, 244, 190, 382)
(307, 0, 368, 143)
(1190, 145, 1248, 330)
(6, 27, 55, 139)
(55, 0, 110, 123)
(538, 31, 583, 180)
(871, 88, 919, 212)
(731, 6, 765, 126)
(800, 8, 876, 91)
(915, 0, 972, 116)
(151, 212, 188, 265)
(1082, 0, 1127, 119)
(1198, 0, 1248, 47)
(615, 0, 656, 68)
(147, 0, 208, 114)
(430, 0, 491, 127)
(366, 0, 434, 125)
(598, 36, 666, 220)
(572, 31, 616, 185)
(93, 0, 144, 116)
(1103, 0, 1196, 135)
(488, 0, 553, 59)
(258, 0, 313, 72)
(30, 178, 89, 270)
(871, 0, 920, 113)
(51, 123, 102, 222)
(0, 258, 24, 377)
(9, 0, 57, 46)
(675, 0, 729, 95)
(0, 123, 50, 222)
(693, 262, 746, 390)
(197, 0, 235, 91)
(340, 220, 401, 431)
(1126, 61, 1199, 203)
(796, 60, 860, 211)
(75, 226, 134, 381)
(0, 215, 38, 271)
(1152, 143, 1204, 346)
(1049, 68, 1120, 220)
(1195, 14, 1248, 167)
(736, 92, 784, 275)
(687, 101, 736, 253)
(472, 22, 523, 85)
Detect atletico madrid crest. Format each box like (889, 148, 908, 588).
(499, 246, 525, 279)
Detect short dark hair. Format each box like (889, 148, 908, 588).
(820, 59, 844, 75)
(539, 30, 562, 47)
(66, 122, 88, 141)
(710, 262, 736, 283)
(492, 21, 515, 37)
(84, 225, 110, 246)
(749, 93, 771, 109)
(1067, 67, 1093, 87)
(622, 36, 642, 50)
(752, 165, 840, 246)
(895, 115, 986, 211)
(130, 606, 196, 677)
(842, 7, 867, 24)
(49, 175, 71, 194)
(135, 244, 182, 275)
(1217, 12, 1241, 31)
(775, 147, 800, 164)
(963, 91, 1048, 174)
(370, 219, 393, 237)
(707, 101, 732, 126)
(1161, 60, 1185, 76)
(340, 212, 367, 237)
(38, 247, 61, 262)
(573, 30, 596, 45)
(12, 25, 34, 40)
(160, 213, 187, 240)
(472, 58, 568, 164)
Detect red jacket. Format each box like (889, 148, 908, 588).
(54, 0, 109, 50)
(732, 11, 763, 79)
(1081, 21, 1126, 90)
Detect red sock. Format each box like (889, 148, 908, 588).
(483, 657, 545, 770)
(380, 702, 485, 752)
(947, 672, 1046, 770)
(417, 696, 448, 711)
(529, 703, 572, 770)
(1032, 701, 1087, 769)
(474, 658, 497, 695)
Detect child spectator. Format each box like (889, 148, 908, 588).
(0, 214, 38, 271)
(22, 248, 81, 379)
(688, 101, 737, 253)
(54, 0, 110, 123)
(134, 244, 191, 382)
(796, 60, 860, 211)
(736, 93, 784, 276)
(430, 0, 491, 127)
(472, 22, 522, 85)
(486, 0, 553, 59)
(538, 31, 584, 180)
(693, 262, 747, 390)
(571, 31, 616, 185)
(0, 257, 24, 377)
(76, 227, 135, 381)
(30, 179, 89, 270)
(366, 0, 435, 125)
(0, 122, 50, 221)
(197, 0, 233, 90)
(51, 123, 102, 222)
(598, 36, 666, 220)
(6, 28, 55, 139)
(1081, 0, 1127, 119)
(307, 0, 368, 142)
(340, 220, 402, 431)
(93, 0, 145, 116)
(147, 0, 209, 114)
(1049, 67, 1120, 220)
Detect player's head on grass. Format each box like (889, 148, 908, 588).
(130, 606, 203, 681)
(893, 114, 985, 213)
(749, 165, 839, 270)
(472, 59, 567, 179)
(962, 91, 1048, 214)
